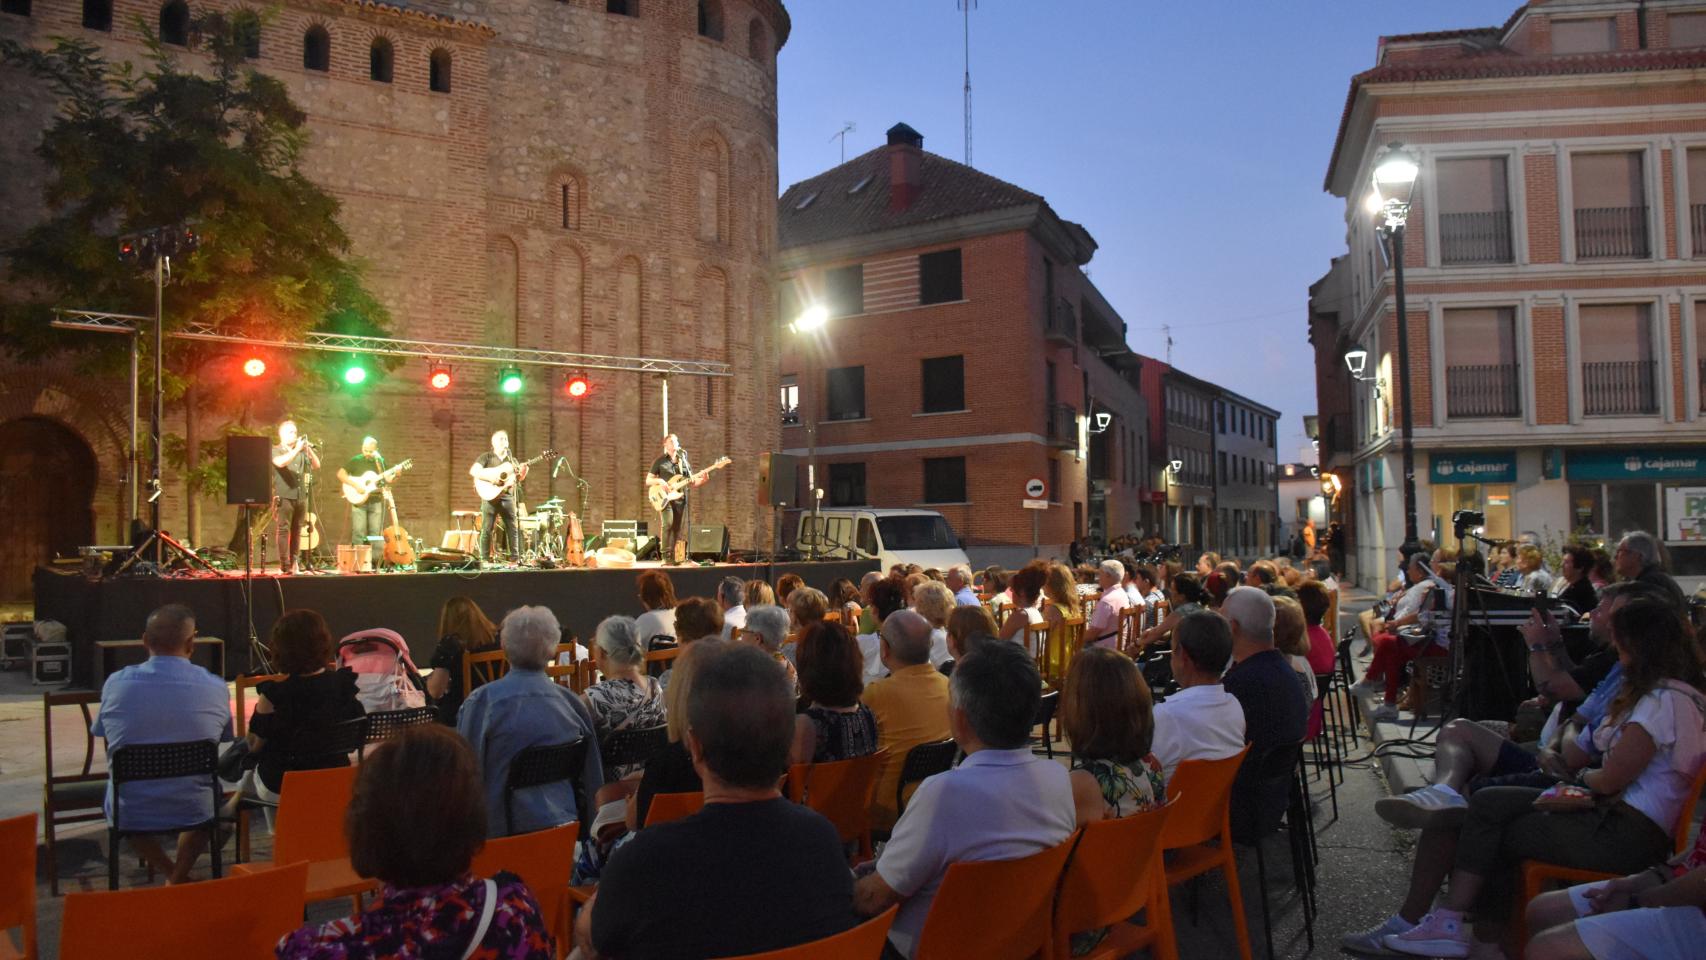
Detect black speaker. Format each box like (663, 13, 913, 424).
(758, 452, 797, 507)
(688, 524, 728, 561)
(226, 436, 273, 505)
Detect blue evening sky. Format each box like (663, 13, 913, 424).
(776, 0, 1508, 463)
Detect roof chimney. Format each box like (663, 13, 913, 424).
(886, 122, 923, 212)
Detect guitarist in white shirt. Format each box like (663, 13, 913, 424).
(469, 430, 525, 562)
(646, 434, 701, 565)
(337, 437, 387, 565)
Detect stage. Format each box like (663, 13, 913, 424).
(33, 559, 878, 685)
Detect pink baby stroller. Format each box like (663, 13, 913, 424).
(336, 628, 428, 713)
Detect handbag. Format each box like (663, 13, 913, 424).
(1531, 782, 1596, 812)
(217, 739, 253, 783)
(461, 878, 498, 960)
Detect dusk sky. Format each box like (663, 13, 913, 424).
(776, 0, 1506, 465)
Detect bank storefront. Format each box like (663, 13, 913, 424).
(1566, 448, 1706, 575)
(1428, 451, 1517, 544)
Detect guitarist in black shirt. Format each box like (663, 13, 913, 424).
(646, 434, 701, 565)
(469, 429, 525, 562)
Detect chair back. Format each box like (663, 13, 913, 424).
(470, 822, 577, 939)
(1671, 760, 1706, 854)
(1162, 744, 1252, 849)
(719, 906, 899, 960)
(787, 751, 888, 846)
(1033, 689, 1060, 731)
(1052, 800, 1174, 957)
(544, 662, 578, 689)
(913, 833, 1078, 960)
(272, 765, 360, 865)
(233, 674, 285, 738)
(823, 610, 841, 624)
(462, 648, 509, 697)
(59, 861, 309, 960)
(599, 724, 669, 773)
(1118, 606, 1143, 655)
(43, 689, 103, 786)
(895, 739, 958, 818)
(503, 739, 588, 835)
(0, 813, 37, 959)
(364, 707, 435, 744)
(553, 641, 580, 663)
(282, 716, 369, 765)
(1022, 621, 1049, 662)
(573, 660, 598, 693)
(644, 791, 705, 826)
(643, 644, 679, 679)
(110, 740, 221, 832)
(1039, 616, 1085, 686)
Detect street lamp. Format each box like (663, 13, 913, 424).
(790, 303, 830, 559)
(1368, 141, 1422, 558)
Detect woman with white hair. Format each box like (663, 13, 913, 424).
(456, 605, 605, 837)
(739, 604, 799, 692)
(581, 616, 665, 748)
(909, 580, 956, 668)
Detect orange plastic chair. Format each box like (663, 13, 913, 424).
(0, 814, 37, 960)
(463, 648, 510, 699)
(1515, 759, 1706, 946)
(719, 906, 899, 959)
(232, 765, 375, 911)
(1053, 800, 1179, 960)
(645, 791, 705, 826)
(472, 822, 577, 960)
(1161, 745, 1254, 960)
(786, 751, 888, 861)
(911, 833, 1078, 960)
(59, 861, 308, 960)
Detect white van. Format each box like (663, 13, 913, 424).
(795, 509, 971, 573)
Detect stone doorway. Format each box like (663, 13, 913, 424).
(0, 417, 97, 602)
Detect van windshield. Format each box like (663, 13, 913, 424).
(876, 515, 959, 551)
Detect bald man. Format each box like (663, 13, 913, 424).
(862, 610, 952, 831)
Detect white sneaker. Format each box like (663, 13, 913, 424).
(1383, 910, 1469, 957)
(1350, 679, 1382, 698)
(1340, 914, 1414, 955)
(1370, 703, 1400, 723)
(1375, 784, 1468, 830)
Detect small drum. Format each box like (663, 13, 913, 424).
(440, 529, 477, 553)
(336, 544, 374, 574)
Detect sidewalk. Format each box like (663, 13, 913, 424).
(1333, 588, 1436, 798)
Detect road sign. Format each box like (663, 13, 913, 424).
(1022, 499, 1048, 510)
(1025, 477, 1046, 498)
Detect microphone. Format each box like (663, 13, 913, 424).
(552, 456, 564, 479)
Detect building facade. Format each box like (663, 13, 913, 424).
(0, 0, 788, 597)
(1316, 0, 1706, 589)
(1213, 388, 1280, 558)
(1160, 368, 1216, 555)
(776, 124, 1151, 568)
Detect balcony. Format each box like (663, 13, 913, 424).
(1440, 210, 1513, 265)
(1583, 360, 1657, 416)
(1044, 297, 1077, 345)
(1574, 205, 1650, 260)
(1045, 402, 1078, 449)
(1446, 363, 1521, 419)
(1693, 203, 1706, 257)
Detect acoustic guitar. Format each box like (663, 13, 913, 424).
(645, 456, 732, 512)
(381, 489, 415, 566)
(299, 473, 322, 551)
(472, 449, 557, 502)
(342, 459, 413, 505)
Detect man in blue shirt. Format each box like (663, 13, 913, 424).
(458, 605, 604, 837)
(91, 604, 232, 884)
(944, 566, 980, 607)
(1220, 587, 1308, 844)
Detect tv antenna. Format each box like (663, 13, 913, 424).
(829, 121, 857, 164)
(958, 0, 976, 167)
(1162, 324, 1174, 365)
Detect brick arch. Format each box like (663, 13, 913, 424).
(486, 234, 522, 347)
(366, 31, 398, 83)
(746, 15, 768, 61)
(549, 241, 587, 354)
(689, 126, 731, 244)
(301, 20, 332, 72)
(546, 163, 588, 231)
(0, 367, 132, 543)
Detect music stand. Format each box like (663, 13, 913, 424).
(110, 525, 218, 577)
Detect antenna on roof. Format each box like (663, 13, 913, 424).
(1163, 324, 1174, 365)
(958, 0, 976, 167)
(829, 121, 857, 164)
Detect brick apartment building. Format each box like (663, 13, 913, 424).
(0, 0, 789, 595)
(1310, 0, 1706, 589)
(776, 124, 1151, 568)
(1213, 387, 1281, 557)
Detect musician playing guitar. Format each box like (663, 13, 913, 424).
(646, 434, 701, 565)
(469, 430, 526, 562)
(337, 436, 387, 564)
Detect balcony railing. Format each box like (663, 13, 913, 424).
(1044, 297, 1077, 345)
(1583, 359, 1657, 416)
(1692, 203, 1706, 257)
(1440, 210, 1513, 264)
(1045, 402, 1077, 448)
(1574, 205, 1650, 259)
(1446, 363, 1521, 419)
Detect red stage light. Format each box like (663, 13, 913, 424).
(428, 364, 453, 391)
(242, 357, 267, 378)
(565, 375, 590, 398)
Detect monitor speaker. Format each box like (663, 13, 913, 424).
(688, 524, 729, 561)
(758, 452, 797, 507)
(226, 436, 273, 505)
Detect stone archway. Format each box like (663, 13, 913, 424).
(0, 416, 97, 601)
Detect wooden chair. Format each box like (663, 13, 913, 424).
(545, 662, 578, 690)
(642, 645, 679, 679)
(644, 791, 704, 826)
(786, 752, 888, 862)
(60, 861, 308, 960)
(1514, 760, 1706, 947)
(1022, 621, 1049, 664)
(471, 822, 577, 960)
(1117, 606, 1144, 656)
(823, 610, 841, 624)
(234, 672, 286, 738)
(1161, 745, 1255, 960)
(463, 648, 509, 699)
(232, 765, 375, 911)
(41, 690, 105, 896)
(1052, 801, 1178, 960)
(1037, 616, 1086, 689)
(0, 814, 37, 960)
(911, 834, 1077, 960)
(107, 740, 223, 890)
(720, 906, 899, 959)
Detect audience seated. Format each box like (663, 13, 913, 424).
(853, 640, 1076, 959)
(855, 571, 885, 634)
(425, 596, 499, 725)
(863, 610, 953, 832)
(791, 621, 879, 766)
(1353, 552, 1444, 721)
(581, 616, 665, 752)
(1616, 530, 1687, 611)
(457, 606, 605, 838)
(941, 605, 997, 676)
(1085, 559, 1129, 648)
(908, 581, 955, 668)
(1062, 646, 1165, 825)
(1244, 559, 1280, 588)
(659, 597, 722, 690)
(633, 570, 677, 646)
(786, 586, 828, 634)
(996, 560, 1048, 644)
(744, 579, 776, 610)
(1294, 581, 1338, 675)
(715, 576, 746, 641)
(277, 725, 554, 958)
(92, 604, 232, 885)
(1220, 586, 1307, 843)
(1041, 563, 1082, 629)
(1525, 823, 1706, 960)
(738, 604, 799, 692)
(631, 639, 718, 830)
(1137, 574, 1209, 648)
(856, 578, 908, 683)
(944, 564, 979, 607)
(775, 573, 805, 605)
(576, 644, 858, 959)
(1271, 596, 1318, 704)
(1195, 552, 1220, 577)
(1150, 611, 1246, 782)
(828, 577, 863, 623)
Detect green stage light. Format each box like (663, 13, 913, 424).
(343, 363, 368, 385)
(499, 367, 524, 395)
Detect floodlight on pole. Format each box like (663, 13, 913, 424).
(790, 304, 830, 334)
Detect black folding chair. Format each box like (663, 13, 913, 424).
(364, 707, 436, 744)
(1031, 690, 1061, 759)
(894, 738, 959, 820)
(503, 739, 588, 836)
(107, 739, 222, 890)
(1234, 740, 1315, 960)
(599, 724, 668, 776)
(1308, 672, 1342, 821)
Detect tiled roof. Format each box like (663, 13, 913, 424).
(778, 144, 1043, 250)
(333, 0, 495, 35)
(1379, 27, 1501, 45)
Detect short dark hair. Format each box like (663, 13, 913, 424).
(688, 643, 795, 789)
(1174, 610, 1233, 676)
(673, 597, 723, 643)
(867, 577, 907, 622)
(1061, 647, 1154, 763)
(949, 640, 1040, 750)
(775, 573, 804, 603)
(1296, 581, 1331, 626)
(1562, 544, 1594, 576)
(348, 725, 486, 887)
(796, 620, 864, 708)
(271, 609, 334, 676)
(1008, 560, 1049, 607)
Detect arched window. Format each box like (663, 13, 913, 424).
(82, 0, 112, 30)
(428, 48, 451, 93)
(232, 10, 261, 59)
(1, 0, 31, 18)
(696, 135, 727, 242)
(302, 25, 329, 71)
(606, 0, 633, 14)
(697, 0, 722, 40)
(159, 0, 189, 45)
(552, 172, 584, 230)
(369, 37, 393, 83)
(747, 17, 766, 61)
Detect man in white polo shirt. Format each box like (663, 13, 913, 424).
(852, 640, 1075, 958)
(1085, 559, 1130, 648)
(1150, 608, 1246, 783)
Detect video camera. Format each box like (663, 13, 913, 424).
(1452, 509, 1486, 541)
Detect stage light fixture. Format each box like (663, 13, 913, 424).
(343, 363, 368, 385)
(499, 367, 524, 395)
(242, 357, 267, 378)
(428, 363, 453, 391)
(564, 374, 590, 398)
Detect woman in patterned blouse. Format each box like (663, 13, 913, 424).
(789, 620, 879, 765)
(276, 725, 554, 959)
(1060, 646, 1166, 826)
